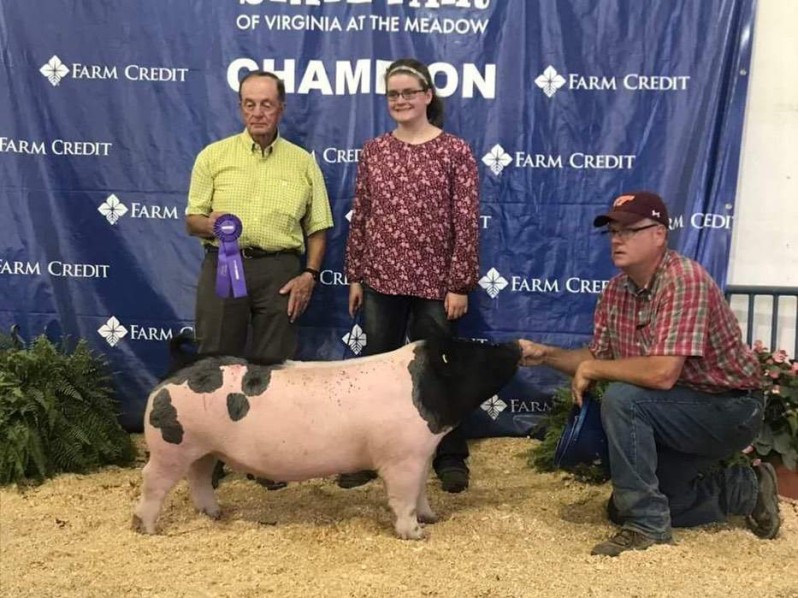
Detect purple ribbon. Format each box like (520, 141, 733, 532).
(213, 214, 247, 298)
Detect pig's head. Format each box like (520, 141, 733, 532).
(408, 338, 521, 433)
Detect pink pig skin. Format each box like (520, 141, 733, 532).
(133, 339, 520, 540)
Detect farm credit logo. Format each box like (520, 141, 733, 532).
(481, 144, 636, 177)
(39, 55, 189, 87)
(480, 396, 507, 420)
(97, 195, 180, 225)
(98, 316, 194, 347)
(534, 65, 690, 98)
(343, 323, 367, 355)
(479, 268, 609, 298)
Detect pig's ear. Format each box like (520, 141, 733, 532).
(422, 337, 457, 377)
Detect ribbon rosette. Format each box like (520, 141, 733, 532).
(213, 214, 247, 298)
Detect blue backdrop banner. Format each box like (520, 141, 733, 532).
(0, 0, 756, 434)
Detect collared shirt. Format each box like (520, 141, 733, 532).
(186, 131, 333, 253)
(344, 132, 480, 300)
(589, 249, 761, 393)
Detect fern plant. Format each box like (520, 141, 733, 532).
(0, 334, 135, 485)
(529, 381, 610, 484)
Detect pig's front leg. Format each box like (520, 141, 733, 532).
(382, 460, 428, 540)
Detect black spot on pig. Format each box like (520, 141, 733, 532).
(149, 389, 184, 444)
(164, 357, 244, 394)
(242, 365, 273, 397)
(185, 361, 225, 393)
(408, 338, 521, 433)
(227, 393, 250, 421)
(161, 333, 281, 385)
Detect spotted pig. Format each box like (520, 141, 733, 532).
(133, 338, 520, 539)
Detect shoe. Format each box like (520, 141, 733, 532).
(590, 529, 672, 557)
(211, 460, 227, 489)
(337, 470, 378, 489)
(437, 463, 469, 493)
(246, 474, 288, 491)
(746, 462, 781, 539)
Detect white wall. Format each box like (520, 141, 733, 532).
(731, 0, 798, 283)
(728, 0, 798, 352)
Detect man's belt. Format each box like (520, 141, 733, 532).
(204, 245, 298, 259)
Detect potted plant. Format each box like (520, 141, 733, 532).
(749, 341, 798, 498)
(0, 332, 135, 485)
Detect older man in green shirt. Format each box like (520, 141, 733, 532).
(186, 71, 333, 364)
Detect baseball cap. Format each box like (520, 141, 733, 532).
(593, 191, 669, 228)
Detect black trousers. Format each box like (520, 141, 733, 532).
(195, 252, 300, 361)
(361, 285, 469, 469)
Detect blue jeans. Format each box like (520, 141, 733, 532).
(601, 382, 763, 540)
(361, 285, 469, 467)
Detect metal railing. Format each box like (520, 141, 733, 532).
(724, 285, 798, 357)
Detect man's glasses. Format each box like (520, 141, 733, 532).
(386, 89, 426, 101)
(600, 223, 660, 240)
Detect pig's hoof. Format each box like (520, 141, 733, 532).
(417, 511, 438, 525)
(201, 506, 221, 520)
(396, 521, 425, 540)
(131, 514, 155, 535)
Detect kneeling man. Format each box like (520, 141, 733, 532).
(520, 191, 781, 557)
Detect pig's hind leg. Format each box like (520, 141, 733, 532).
(133, 456, 190, 534)
(382, 460, 429, 540)
(186, 454, 221, 520)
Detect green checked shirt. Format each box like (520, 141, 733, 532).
(186, 131, 333, 253)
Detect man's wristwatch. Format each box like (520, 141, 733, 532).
(303, 267, 320, 282)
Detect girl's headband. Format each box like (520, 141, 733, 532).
(386, 65, 430, 88)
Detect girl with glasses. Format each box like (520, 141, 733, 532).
(341, 58, 480, 493)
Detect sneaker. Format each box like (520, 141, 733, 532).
(746, 462, 781, 539)
(337, 470, 378, 489)
(437, 463, 469, 493)
(590, 529, 672, 557)
(246, 474, 288, 491)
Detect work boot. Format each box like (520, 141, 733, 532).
(337, 470, 378, 489)
(746, 462, 781, 539)
(591, 529, 672, 557)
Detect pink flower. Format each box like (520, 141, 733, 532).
(791, 362, 798, 374)
(753, 340, 765, 352)
(774, 350, 787, 363)
(769, 370, 780, 379)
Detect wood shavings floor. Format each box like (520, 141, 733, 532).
(1, 437, 796, 597)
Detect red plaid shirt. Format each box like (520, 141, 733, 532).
(589, 250, 761, 393)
